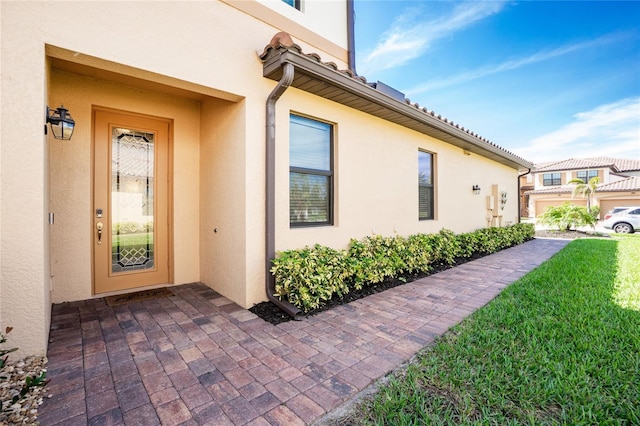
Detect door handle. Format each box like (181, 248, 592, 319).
(96, 222, 104, 245)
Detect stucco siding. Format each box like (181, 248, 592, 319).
(0, 15, 50, 357)
(533, 199, 587, 218)
(240, 87, 521, 307)
(598, 196, 640, 219)
(2, 0, 525, 355)
(48, 69, 203, 303)
(225, 0, 349, 62)
(199, 98, 249, 307)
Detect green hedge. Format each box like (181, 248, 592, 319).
(271, 223, 535, 312)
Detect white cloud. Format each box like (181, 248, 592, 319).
(358, 1, 507, 76)
(513, 97, 640, 163)
(404, 32, 630, 96)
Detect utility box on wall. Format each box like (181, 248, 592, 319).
(486, 195, 495, 211)
(492, 184, 503, 216)
(487, 184, 508, 227)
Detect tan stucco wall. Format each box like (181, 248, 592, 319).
(49, 69, 202, 303)
(1, 0, 349, 355)
(596, 192, 640, 205)
(1, 13, 51, 358)
(2, 0, 524, 355)
(199, 98, 249, 306)
(256, 0, 348, 49)
(224, 0, 349, 63)
(598, 195, 640, 219)
(528, 192, 640, 218)
(240, 87, 520, 306)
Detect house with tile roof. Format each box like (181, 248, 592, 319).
(520, 157, 640, 218)
(1, 0, 532, 357)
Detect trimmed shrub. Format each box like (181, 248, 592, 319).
(271, 223, 535, 312)
(271, 244, 351, 312)
(348, 235, 409, 289)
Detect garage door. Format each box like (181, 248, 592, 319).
(535, 199, 586, 217)
(599, 199, 640, 219)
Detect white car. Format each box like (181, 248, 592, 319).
(603, 207, 631, 220)
(602, 207, 640, 233)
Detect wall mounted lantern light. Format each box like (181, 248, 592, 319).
(472, 185, 481, 195)
(46, 105, 75, 140)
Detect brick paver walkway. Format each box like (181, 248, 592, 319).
(38, 238, 569, 425)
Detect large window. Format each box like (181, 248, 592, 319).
(577, 170, 598, 182)
(543, 173, 561, 186)
(418, 150, 434, 220)
(289, 114, 333, 226)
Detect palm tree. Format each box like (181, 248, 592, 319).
(568, 176, 599, 213)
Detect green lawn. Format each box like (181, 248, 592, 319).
(112, 232, 153, 250)
(347, 235, 640, 425)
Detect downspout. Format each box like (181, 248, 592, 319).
(265, 62, 301, 318)
(346, 0, 357, 74)
(518, 168, 532, 223)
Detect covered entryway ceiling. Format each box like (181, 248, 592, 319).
(47, 45, 243, 103)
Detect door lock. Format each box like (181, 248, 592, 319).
(96, 222, 104, 245)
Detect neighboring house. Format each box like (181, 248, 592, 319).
(1, 0, 531, 357)
(521, 157, 640, 218)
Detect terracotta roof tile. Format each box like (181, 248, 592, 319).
(534, 157, 640, 173)
(260, 35, 530, 167)
(596, 176, 640, 192)
(525, 176, 640, 195)
(525, 185, 574, 195)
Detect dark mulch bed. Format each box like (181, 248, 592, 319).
(250, 253, 485, 325)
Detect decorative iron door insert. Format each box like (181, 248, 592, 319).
(94, 109, 170, 294)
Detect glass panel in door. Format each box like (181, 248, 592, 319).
(111, 128, 155, 273)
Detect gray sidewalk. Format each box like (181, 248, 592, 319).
(38, 238, 570, 425)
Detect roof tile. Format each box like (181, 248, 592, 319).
(534, 157, 640, 173)
(260, 35, 531, 167)
(525, 176, 640, 194)
(596, 176, 640, 192)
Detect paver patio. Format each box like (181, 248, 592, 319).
(38, 238, 569, 425)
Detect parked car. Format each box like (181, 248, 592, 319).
(603, 207, 631, 220)
(602, 207, 640, 233)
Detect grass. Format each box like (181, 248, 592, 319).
(347, 235, 640, 425)
(112, 232, 153, 249)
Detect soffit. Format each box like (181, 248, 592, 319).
(262, 45, 533, 170)
(47, 45, 243, 103)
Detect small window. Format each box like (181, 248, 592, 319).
(289, 114, 333, 226)
(576, 170, 598, 182)
(282, 0, 301, 10)
(418, 151, 434, 220)
(543, 173, 561, 186)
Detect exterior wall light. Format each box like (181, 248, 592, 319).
(472, 185, 481, 195)
(46, 105, 75, 140)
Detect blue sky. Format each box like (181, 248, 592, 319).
(353, 0, 640, 164)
